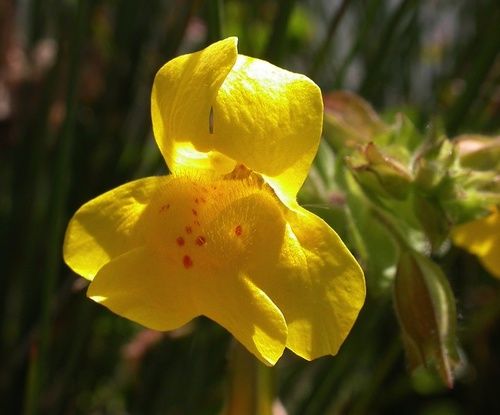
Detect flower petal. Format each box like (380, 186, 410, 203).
(88, 247, 196, 330)
(197, 272, 287, 366)
(63, 177, 165, 280)
(452, 208, 500, 278)
(212, 55, 323, 204)
(151, 37, 323, 204)
(88, 247, 288, 365)
(151, 37, 238, 175)
(86, 174, 289, 364)
(192, 187, 289, 366)
(253, 207, 366, 360)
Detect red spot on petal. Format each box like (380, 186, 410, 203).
(235, 225, 242, 236)
(183, 255, 193, 269)
(195, 236, 206, 246)
(192, 209, 198, 216)
(195, 198, 199, 204)
(176, 237, 185, 246)
(159, 204, 170, 213)
(200, 197, 206, 203)
(185, 226, 192, 234)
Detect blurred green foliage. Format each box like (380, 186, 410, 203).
(1, 0, 499, 414)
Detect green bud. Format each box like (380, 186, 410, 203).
(455, 135, 500, 171)
(383, 113, 424, 151)
(414, 137, 456, 192)
(347, 142, 412, 200)
(442, 170, 500, 223)
(323, 91, 388, 152)
(394, 250, 462, 388)
(413, 195, 450, 252)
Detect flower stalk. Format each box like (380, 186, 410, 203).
(223, 340, 275, 415)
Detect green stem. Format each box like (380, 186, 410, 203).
(309, 0, 352, 78)
(256, 361, 275, 415)
(207, 0, 224, 43)
(264, 0, 296, 63)
(223, 340, 275, 415)
(371, 205, 411, 251)
(333, 0, 382, 89)
(359, 0, 417, 97)
(445, 6, 500, 135)
(23, 1, 87, 414)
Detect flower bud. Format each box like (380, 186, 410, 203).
(394, 250, 462, 387)
(413, 195, 450, 252)
(347, 142, 412, 200)
(323, 91, 388, 152)
(455, 135, 500, 171)
(443, 169, 500, 224)
(414, 137, 455, 192)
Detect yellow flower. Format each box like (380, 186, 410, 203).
(452, 207, 500, 278)
(63, 38, 365, 365)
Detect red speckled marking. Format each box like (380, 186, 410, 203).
(185, 226, 192, 234)
(183, 255, 193, 269)
(195, 198, 199, 204)
(195, 236, 206, 246)
(159, 204, 170, 212)
(192, 209, 198, 216)
(176, 237, 185, 246)
(235, 225, 242, 236)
